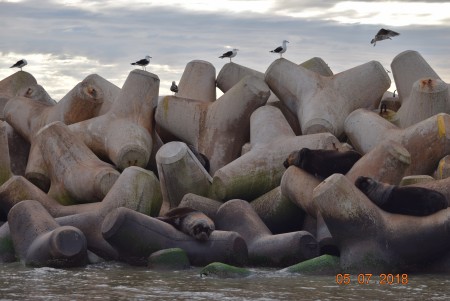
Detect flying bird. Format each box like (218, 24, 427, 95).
(371, 29, 400, 46)
(270, 40, 289, 57)
(131, 55, 151, 70)
(10, 59, 27, 71)
(219, 48, 239, 62)
(170, 81, 178, 94)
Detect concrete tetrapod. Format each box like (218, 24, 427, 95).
(8, 200, 88, 268)
(176, 60, 216, 102)
(0, 166, 162, 261)
(265, 58, 390, 138)
(156, 141, 212, 213)
(312, 173, 450, 273)
(0, 71, 37, 118)
(4, 74, 107, 142)
(391, 50, 446, 104)
(215, 199, 318, 267)
(3, 122, 30, 176)
(16, 84, 57, 105)
(345, 109, 450, 176)
(155, 75, 270, 174)
(101, 207, 248, 266)
(34, 121, 120, 205)
(69, 69, 158, 170)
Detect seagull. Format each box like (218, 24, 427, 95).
(170, 81, 178, 94)
(131, 55, 151, 70)
(219, 48, 238, 62)
(270, 40, 289, 57)
(371, 29, 400, 46)
(10, 59, 27, 71)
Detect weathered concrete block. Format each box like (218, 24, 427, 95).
(8, 200, 88, 267)
(69, 70, 157, 170)
(345, 109, 450, 176)
(148, 248, 190, 270)
(0, 71, 37, 119)
(156, 141, 212, 213)
(155, 75, 270, 174)
(34, 122, 120, 205)
(313, 173, 450, 273)
(4, 74, 106, 141)
(101, 207, 248, 266)
(0, 122, 12, 186)
(265, 58, 390, 137)
(395, 78, 448, 128)
(391, 50, 444, 104)
(434, 155, 450, 180)
(215, 199, 318, 267)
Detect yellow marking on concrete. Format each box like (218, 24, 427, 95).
(438, 115, 446, 138)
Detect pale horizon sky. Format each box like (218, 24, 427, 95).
(1, 0, 449, 99)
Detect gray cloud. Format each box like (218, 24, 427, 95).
(0, 0, 449, 99)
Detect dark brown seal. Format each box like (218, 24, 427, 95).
(355, 176, 448, 216)
(283, 148, 362, 180)
(157, 207, 215, 241)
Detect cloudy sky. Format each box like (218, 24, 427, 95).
(1, 0, 449, 100)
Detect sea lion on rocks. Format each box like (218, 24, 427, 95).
(157, 207, 215, 241)
(355, 176, 448, 216)
(283, 148, 362, 180)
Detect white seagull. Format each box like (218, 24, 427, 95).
(270, 40, 289, 57)
(170, 81, 178, 94)
(10, 59, 27, 71)
(371, 29, 400, 46)
(131, 55, 151, 70)
(219, 48, 238, 62)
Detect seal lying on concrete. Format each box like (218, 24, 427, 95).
(157, 207, 215, 241)
(355, 176, 448, 216)
(283, 148, 362, 180)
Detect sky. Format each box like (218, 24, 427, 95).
(0, 0, 449, 100)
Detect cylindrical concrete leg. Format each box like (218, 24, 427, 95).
(0, 71, 37, 98)
(216, 62, 264, 93)
(179, 193, 223, 221)
(434, 155, 450, 180)
(156, 141, 212, 213)
(250, 186, 305, 234)
(18, 84, 56, 105)
(215, 199, 318, 267)
(280, 166, 321, 218)
(8, 200, 88, 267)
(101, 207, 248, 266)
(0, 121, 12, 185)
(396, 78, 448, 128)
(211, 132, 340, 201)
(177, 60, 216, 102)
(391, 50, 441, 103)
(345, 140, 411, 185)
(25, 143, 50, 192)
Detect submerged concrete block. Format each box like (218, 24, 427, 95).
(8, 200, 88, 267)
(155, 75, 270, 174)
(265, 58, 390, 137)
(215, 199, 318, 267)
(345, 109, 450, 176)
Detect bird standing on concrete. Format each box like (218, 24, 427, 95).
(219, 49, 238, 62)
(10, 59, 27, 71)
(170, 81, 178, 94)
(131, 55, 151, 70)
(371, 29, 400, 46)
(270, 40, 289, 57)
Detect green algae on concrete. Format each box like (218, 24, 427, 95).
(280, 255, 341, 275)
(200, 262, 252, 278)
(148, 248, 190, 270)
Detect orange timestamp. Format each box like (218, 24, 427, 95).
(336, 273, 408, 285)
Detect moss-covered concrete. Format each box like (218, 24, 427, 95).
(148, 248, 190, 270)
(200, 262, 252, 278)
(281, 255, 341, 275)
